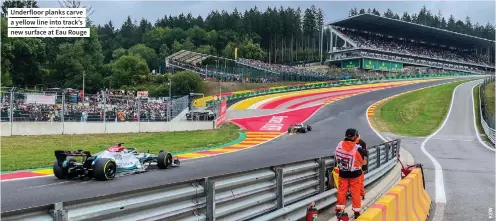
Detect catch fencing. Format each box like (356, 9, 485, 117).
(479, 76, 495, 145)
(1, 139, 400, 221)
(0, 90, 202, 136)
(0, 90, 190, 123)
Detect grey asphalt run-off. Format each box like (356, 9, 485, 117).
(380, 80, 495, 221)
(0, 79, 466, 213)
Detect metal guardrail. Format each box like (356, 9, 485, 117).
(479, 76, 495, 145)
(1, 140, 400, 221)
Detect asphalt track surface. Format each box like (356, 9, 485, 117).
(0, 79, 461, 212)
(392, 80, 495, 221)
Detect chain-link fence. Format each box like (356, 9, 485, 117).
(0, 90, 191, 123)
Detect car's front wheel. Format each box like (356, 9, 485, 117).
(157, 151, 173, 169)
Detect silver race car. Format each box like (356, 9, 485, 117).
(53, 143, 180, 181)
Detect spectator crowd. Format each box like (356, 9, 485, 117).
(0, 89, 185, 122)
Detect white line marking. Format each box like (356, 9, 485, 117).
(470, 82, 495, 152)
(430, 137, 475, 142)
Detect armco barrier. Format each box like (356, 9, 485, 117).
(1, 140, 400, 221)
(479, 77, 496, 145)
(0, 121, 215, 136)
(356, 168, 431, 221)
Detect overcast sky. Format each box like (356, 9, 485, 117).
(38, 1, 495, 27)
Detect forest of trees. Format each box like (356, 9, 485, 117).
(1, 0, 494, 97)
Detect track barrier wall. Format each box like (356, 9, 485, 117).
(1, 140, 400, 221)
(479, 76, 495, 145)
(0, 121, 215, 136)
(356, 168, 431, 221)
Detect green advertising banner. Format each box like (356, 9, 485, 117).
(363, 59, 377, 70)
(391, 62, 403, 72)
(341, 59, 360, 69)
(362, 58, 403, 72)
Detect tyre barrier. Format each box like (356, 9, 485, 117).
(356, 168, 431, 221)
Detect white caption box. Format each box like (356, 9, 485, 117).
(8, 28, 90, 37)
(8, 18, 86, 28)
(8, 8, 86, 18)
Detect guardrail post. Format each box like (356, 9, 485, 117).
(205, 178, 216, 221)
(53, 202, 68, 221)
(318, 158, 326, 193)
(276, 167, 284, 209)
(376, 145, 381, 168)
(394, 139, 401, 157)
(384, 142, 390, 161)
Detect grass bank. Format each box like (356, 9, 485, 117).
(371, 80, 468, 137)
(485, 82, 495, 116)
(1, 123, 241, 171)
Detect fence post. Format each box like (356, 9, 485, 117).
(376, 145, 381, 168)
(276, 167, 284, 209)
(137, 99, 141, 132)
(53, 202, 68, 221)
(103, 91, 107, 133)
(205, 178, 216, 221)
(9, 90, 14, 135)
(318, 158, 326, 193)
(384, 142, 390, 161)
(61, 92, 65, 123)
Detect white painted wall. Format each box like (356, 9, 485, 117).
(0, 121, 215, 136)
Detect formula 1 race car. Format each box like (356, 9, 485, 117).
(53, 143, 180, 181)
(287, 123, 312, 133)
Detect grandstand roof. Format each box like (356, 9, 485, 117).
(329, 14, 495, 48)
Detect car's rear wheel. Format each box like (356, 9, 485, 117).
(53, 157, 76, 179)
(157, 151, 173, 169)
(93, 158, 116, 181)
(53, 161, 65, 179)
(307, 125, 312, 131)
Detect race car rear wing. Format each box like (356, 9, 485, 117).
(54, 150, 92, 163)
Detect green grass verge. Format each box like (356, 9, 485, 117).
(485, 82, 495, 116)
(371, 80, 469, 137)
(473, 84, 491, 143)
(1, 123, 241, 171)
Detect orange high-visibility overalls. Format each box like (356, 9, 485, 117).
(355, 138, 366, 197)
(334, 140, 364, 214)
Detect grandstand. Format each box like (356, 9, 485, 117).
(326, 13, 495, 75)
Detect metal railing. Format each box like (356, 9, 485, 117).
(479, 76, 495, 145)
(1, 140, 400, 221)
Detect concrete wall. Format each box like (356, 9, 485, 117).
(0, 121, 215, 136)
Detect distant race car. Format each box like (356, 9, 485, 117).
(53, 143, 180, 181)
(186, 110, 216, 121)
(288, 123, 312, 133)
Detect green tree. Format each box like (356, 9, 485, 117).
(170, 71, 204, 95)
(111, 55, 149, 88)
(128, 44, 158, 72)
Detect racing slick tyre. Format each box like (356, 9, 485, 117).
(53, 157, 76, 179)
(307, 125, 312, 131)
(157, 151, 173, 169)
(93, 158, 116, 181)
(301, 128, 307, 133)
